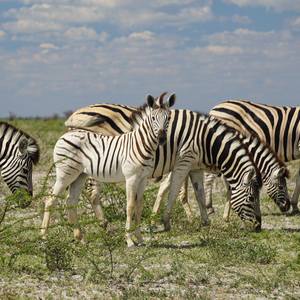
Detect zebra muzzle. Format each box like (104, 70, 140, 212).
(279, 199, 291, 213)
(158, 130, 167, 145)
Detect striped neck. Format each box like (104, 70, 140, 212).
(134, 116, 159, 153)
(199, 117, 259, 188)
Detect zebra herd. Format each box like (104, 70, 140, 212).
(1, 94, 299, 247)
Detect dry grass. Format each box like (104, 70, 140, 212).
(0, 119, 299, 299)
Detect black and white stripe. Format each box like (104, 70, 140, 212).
(66, 104, 264, 231)
(204, 132, 290, 218)
(41, 94, 175, 247)
(0, 122, 39, 206)
(210, 100, 300, 213)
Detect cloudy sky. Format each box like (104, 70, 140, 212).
(0, 0, 300, 117)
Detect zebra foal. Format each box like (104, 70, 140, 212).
(0, 122, 39, 207)
(41, 93, 175, 247)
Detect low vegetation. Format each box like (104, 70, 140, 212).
(0, 119, 299, 299)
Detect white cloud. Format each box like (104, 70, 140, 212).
(39, 43, 58, 49)
(128, 31, 155, 41)
(0, 30, 6, 39)
(224, 0, 300, 12)
(289, 17, 300, 29)
(64, 27, 98, 41)
(62, 27, 108, 42)
(2, 19, 64, 33)
(231, 14, 252, 24)
(3, 1, 213, 37)
(205, 45, 243, 55)
(1, 1, 300, 117)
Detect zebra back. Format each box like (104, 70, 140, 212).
(210, 100, 300, 162)
(65, 104, 136, 135)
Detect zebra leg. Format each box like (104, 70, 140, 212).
(178, 177, 194, 222)
(41, 167, 82, 237)
(189, 170, 209, 226)
(204, 173, 216, 215)
(152, 173, 171, 214)
(163, 166, 191, 231)
(125, 175, 140, 248)
(41, 181, 68, 237)
(134, 178, 147, 245)
(290, 169, 300, 214)
(222, 179, 232, 222)
(66, 174, 87, 241)
(89, 179, 108, 226)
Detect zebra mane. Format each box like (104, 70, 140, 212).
(128, 103, 150, 129)
(241, 133, 290, 178)
(208, 112, 290, 179)
(0, 122, 40, 165)
(195, 113, 263, 188)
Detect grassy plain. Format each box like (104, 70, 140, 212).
(0, 118, 299, 299)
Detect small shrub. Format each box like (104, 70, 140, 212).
(43, 227, 73, 272)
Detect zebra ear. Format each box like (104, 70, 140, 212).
(243, 167, 256, 185)
(167, 93, 176, 108)
(146, 95, 155, 108)
(19, 138, 29, 155)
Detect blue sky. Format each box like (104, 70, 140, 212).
(0, 0, 300, 117)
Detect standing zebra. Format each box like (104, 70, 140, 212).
(41, 93, 175, 247)
(0, 122, 40, 207)
(209, 100, 300, 214)
(65, 104, 264, 231)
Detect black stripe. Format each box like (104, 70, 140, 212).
(94, 104, 133, 124)
(80, 112, 124, 134)
(283, 108, 295, 161)
(291, 110, 300, 160)
(273, 107, 283, 156)
(87, 133, 101, 176)
(62, 138, 93, 172)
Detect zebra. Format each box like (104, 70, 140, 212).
(0, 122, 40, 207)
(41, 93, 175, 248)
(161, 131, 290, 222)
(209, 100, 300, 214)
(65, 104, 263, 231)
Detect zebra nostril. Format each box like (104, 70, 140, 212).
(158, 130, 167, 145)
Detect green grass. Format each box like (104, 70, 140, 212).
(0, 118, 300, 299)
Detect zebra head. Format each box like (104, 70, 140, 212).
(265, 166, 290, 213)
(231, 167, 262, 232)
(1, 136, 39, 207)
(146, 92, 176, 145)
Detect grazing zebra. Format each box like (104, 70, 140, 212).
(209, 100, 300, 214)
(153, 127, 290, 219)
(174, 130, 290, 221)
(0, 122, 40, 207)
(41, 93, 175, 247)
(66, 104, 263, 231)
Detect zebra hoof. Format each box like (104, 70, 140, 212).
(201, 219, 210, 226)
(207, 207, 215, 215)
(100, 219, 109, 229)
(127, 244, 136, 249)
(288, 208, 300, 216)
(163, 220, 171, 232)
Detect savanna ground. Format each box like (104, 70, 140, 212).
(0, 118, 300, 299)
